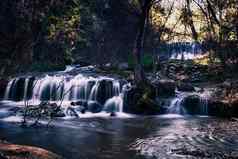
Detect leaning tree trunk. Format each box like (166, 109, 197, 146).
(133, 0, 151, 85)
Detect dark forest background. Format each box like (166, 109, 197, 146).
(0, 0, 237, 76)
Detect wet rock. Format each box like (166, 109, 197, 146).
(0, 78, 8, 99)
(9, 78, 25, 101)
(177, 82, 195, 92)
(110, 112, 116, 117)
(208, 100, 232, 117)
(66, 107, 79, 117)
(73, 105, 87, 113)
(96, 80, 113, 105)
(182, 95, 201, 114)
(87, 101, 103, 113)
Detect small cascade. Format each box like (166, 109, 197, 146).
(198, 90, 211, 115)
(4, 79, 14, 99)
(168, 90, 212, 115)
(104, 96, 123, 113)
(168, 91, 188, 114)
(23, 78, 29, 100)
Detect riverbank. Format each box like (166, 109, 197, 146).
(0, 140, 62, 159)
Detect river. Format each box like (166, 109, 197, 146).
(0, 65, 238, 159)
(0, 113, 238, 159)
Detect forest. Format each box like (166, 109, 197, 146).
(0, 0, 238, 159)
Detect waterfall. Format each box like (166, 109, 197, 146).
(168, 90, 212, 115)
(168, 91, 188, 114)
(23, 78, 29, 100)
(4, 79, 14, 100)
(103, 81, 124, 113)
(199, 90, 211, 115)
(158, 42, 206, 61)
(2, 73, 128, 114)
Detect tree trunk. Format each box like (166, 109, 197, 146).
(186, 0, 198, 41)
(236, 25, 238, 40)
(133, 0, 151, 84)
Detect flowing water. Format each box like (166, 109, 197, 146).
(0, 114, 238, 159)
(158, 42, 207, 61)
(2, 66, 127, 116)
(0, 66, 238, 159)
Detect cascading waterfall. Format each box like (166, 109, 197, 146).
(3, 72, 128, 115)
(199, 90, 211, 115)
(4, 79, 14, 99)
(168, 91, 188, 114)
(168, 90, 212, 115)
(104, 83, 125, 113)
(170, 43, 204, 60)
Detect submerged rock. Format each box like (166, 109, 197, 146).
(87, 101, 103, 113)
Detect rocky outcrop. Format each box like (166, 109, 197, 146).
(182, 94, 238, 117)
(162, 60, 223, 82)
(96, 80, 113, 105)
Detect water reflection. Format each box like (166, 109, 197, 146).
(0, 116, 238, 159)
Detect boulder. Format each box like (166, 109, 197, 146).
(96, 80, 113, 105)
(123, 86, 161, 115)
(87, 101, 103, 113)
(182, 95, 201, 114)
(177, 82, 195, 92)
(110, 112, 117, 117)
(207, 100, 231, 117)
(183, 95, 237, 117)
(6, 78, 25, 101)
